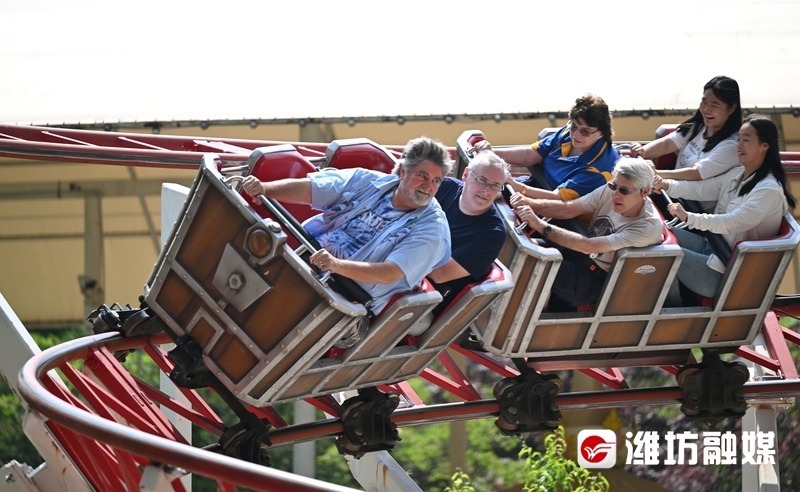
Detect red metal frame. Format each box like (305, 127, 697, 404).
(5, 122, 800, 489)
(14, 313, 800, 490)
(0, 124, 420, 169)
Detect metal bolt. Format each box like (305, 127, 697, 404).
(228, 272, 245, 290)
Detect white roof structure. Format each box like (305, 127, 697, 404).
(1, 0, 799, 126)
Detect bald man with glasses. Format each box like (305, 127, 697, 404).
(513, 157, 663, 310)
(427, 151, 509, 312)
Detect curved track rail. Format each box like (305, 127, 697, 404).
(4, 123, 800, 490)
(17, 329, 800, 490)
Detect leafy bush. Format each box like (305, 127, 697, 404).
(446, 469, 477, 492)
(448, 426, 608, 492)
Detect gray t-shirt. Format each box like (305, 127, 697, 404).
(577, 185, 664, 271)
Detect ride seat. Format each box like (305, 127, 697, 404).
(279, 280, 444, 400)
(653, 124, 679, 170)
(686, 217, 798, 308)
(144, 155, 370, 407)
(577, 222, 680, 314)
(323, 138, 398, 174)
(701, 214, 799, 313)
(310, 263, 514, 397)
(637, 213, 800, 359)
(454, 130, 489, 177)
(391, 261, 514, 376)
(244, 145, 318, 225)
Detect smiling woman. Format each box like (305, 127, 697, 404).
(630, 76, 742, 212)
(654, 115, 797, 305)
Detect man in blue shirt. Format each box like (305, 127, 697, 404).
(241, 136, 452, 316)
(428, 150, 507, 312)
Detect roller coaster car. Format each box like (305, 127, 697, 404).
(142, 140, 513, 408)
(455, 130, 800, 373)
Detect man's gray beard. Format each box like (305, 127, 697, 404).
(399, 185, 431, 208)
(411, 192, 432, 207)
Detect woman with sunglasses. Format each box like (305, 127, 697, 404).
(654, 115, 796, 305)
(474, 93, 618, 203)
(631, 75, 742, 213)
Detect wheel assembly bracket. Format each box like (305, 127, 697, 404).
(493, 368, 562, 435)
(335, 387, 401, 458)
(676, 351, 750, 422)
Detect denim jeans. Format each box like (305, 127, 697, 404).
(667, 228, 724, 305)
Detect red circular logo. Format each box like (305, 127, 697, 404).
(580, 435, 611, 463)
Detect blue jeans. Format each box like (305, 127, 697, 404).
(667, 228, 724, 305)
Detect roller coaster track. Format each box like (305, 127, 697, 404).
(14, 311, 800, 490)
(3, 123, 800, 490)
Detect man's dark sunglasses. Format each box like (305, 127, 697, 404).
(607, 181, 638, 196)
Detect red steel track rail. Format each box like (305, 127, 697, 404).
(17, 326, 800, 490)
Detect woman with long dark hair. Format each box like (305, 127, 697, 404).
(632, 75, 742, 212)
(654, 115, 796, 304)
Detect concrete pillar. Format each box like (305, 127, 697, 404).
(293, 401, 316, 478)
(81, 194, 105, 325)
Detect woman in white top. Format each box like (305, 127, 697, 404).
(654, 115, 796, 304)
(631, 75, 742, 212)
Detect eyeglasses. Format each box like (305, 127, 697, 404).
(607, 181, 638, 196)
(469, 169, 503, 193)
(568, 120, 600, 138)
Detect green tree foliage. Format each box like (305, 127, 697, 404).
(0, 382, 42, 466)
(389, 416, 528, 491)
(447, 426, 608, 492)
(519, 426, 608, 492)
(446, 469, 477, 492)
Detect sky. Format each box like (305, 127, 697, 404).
(1, 0, 798, 125)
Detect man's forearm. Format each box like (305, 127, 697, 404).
(262, 178, 313, 204)
(494, 146, 539, 168)
(529, 199, 577, 219)
(427, 258, 469, 283)
(330, 259, 405, 285)
(528, 219, 609, 255)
